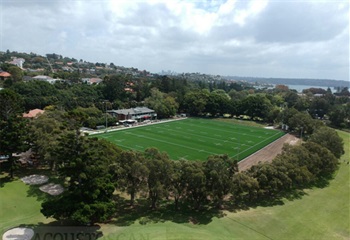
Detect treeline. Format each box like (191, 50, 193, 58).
(0, 87, 345, 225)
(4, 73, 350, 130)
(38, 125, 343, 225)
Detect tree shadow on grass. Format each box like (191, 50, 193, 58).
(26, 184, 52, 202)
(25, 176, 65, 201)
(225, 188, 308, 213)
(14, 167, 52, 180)
(0, 174, 12, 188)
(110, 187, 312, 227)
(0, 165, 52, 188)
(110, 196, 225, 227)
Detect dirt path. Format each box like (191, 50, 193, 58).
(238, 133, 300, 172)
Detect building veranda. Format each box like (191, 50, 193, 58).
(107, 107, 157, 123)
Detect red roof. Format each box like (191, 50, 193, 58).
(0, 72, 11, 77)
(23, 109, 45, 118)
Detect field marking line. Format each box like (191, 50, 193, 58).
(177, 121, 269, 139)
(232, 131, 285, 160)
(179, 119, 275, 135)
(88, 117, 188, 135)
(154, 124, 245, 147)
(226, 216, 274, 240)
(126, 131, 219, 155)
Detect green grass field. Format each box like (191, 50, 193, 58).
(1, 130, 348, 240)
(98, 130, 350, 240)
(94, 118, 285, 161)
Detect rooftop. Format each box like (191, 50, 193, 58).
(23, 109, 45, 118)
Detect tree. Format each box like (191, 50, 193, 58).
(118, 150, 149, 206)
(283, 91, 299, 108)
(239, 94, 273, 120)
(228, 89, 247, 101)
(248, 163, 291, 199)
(0, 89, 29, 178)
(28, 109, 67, 170)
(183, 161, 207, 210)
(182, 89, 209, 116)
(11, 80, 59, 110)
(144, 148, 173, 209)
(328, 104, 350, 128)
(308, 127, 344, 158)
(203, 155, 238, 208)
(272, 152, 313, 188)
(8, 66, 23, 83)
(205, 91, 231, 116)
(170, 160, 188, 210)
(41, 135, 121, 224)
(231, 172, 259, 202)
(278, 107, 299, 126)
(294, 96, 310, 111)
(145, 88, 179, 118)
(287, 111, 317, 135)
(303, 142, 338, 178)
(309, 97, 330, 119)
(102, 75, 127, 102)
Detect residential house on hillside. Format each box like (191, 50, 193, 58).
(82, 77, 103, 85)
(8, 57, 25, 69)
(23, 109, 45, 118)
(0, 71, 11, 80)
(108, 107, 156, 121)
(32, 75, 59, 84)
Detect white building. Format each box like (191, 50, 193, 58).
(9, 57, 25, 69)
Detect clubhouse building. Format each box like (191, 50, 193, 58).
(108, 107, 157, 122)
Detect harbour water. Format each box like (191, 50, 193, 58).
(286, 84, 331, 92)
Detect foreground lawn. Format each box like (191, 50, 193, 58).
(94, 118, 285, 161)
(0, 177, 50, 235)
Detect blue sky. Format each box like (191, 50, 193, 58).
(1, 0, 349, 80)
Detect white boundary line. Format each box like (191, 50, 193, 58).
(86, 117, 188, 135)
(237, 133, 287, 164)
(89, 117, 285, 162)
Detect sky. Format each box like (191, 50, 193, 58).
(0, 0, 349, 80)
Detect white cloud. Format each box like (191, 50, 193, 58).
(0, 0, 348, 80)
(233, 0, 268, 26)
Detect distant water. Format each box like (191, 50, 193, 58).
(254, 84, 347, 93)
(286, 84, 331, 93)
(255, 84, 331, 92)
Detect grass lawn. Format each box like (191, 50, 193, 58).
(1, 130, 348, 240)
(100, 130, 350, 240)
(0, 177, 51, 235)
(93, 118, 285, 161)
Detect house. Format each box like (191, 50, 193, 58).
(82, 77, 103, 85)
(32, 75, 58, 84)
(8, 57, 25, 69)
(108, 107, 157, 122)
(0, 71, 11, 80)
(23, 109, 45, 118)
(124, 87, 134, 93)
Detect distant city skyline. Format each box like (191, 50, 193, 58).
(1, 0, 349, 81)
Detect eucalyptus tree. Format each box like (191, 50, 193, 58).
(117, 150, 149, 206)
(170, 160, 188, 210)
(183, 161, 207, 210)
(144, 148, 173, 209)
(308, 127, 344, 159)
(203, 155, 238, 208)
